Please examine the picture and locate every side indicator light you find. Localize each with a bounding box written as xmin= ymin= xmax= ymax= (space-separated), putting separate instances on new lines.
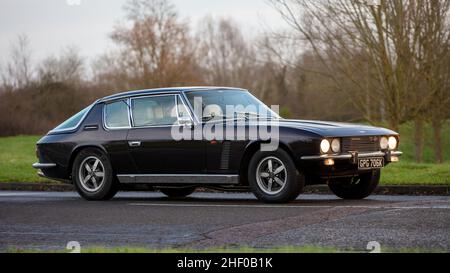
xmin=324 ymin=159 xmax=335 ymax=166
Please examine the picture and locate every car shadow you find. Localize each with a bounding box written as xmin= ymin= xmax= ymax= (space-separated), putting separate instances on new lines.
xmin=111 ymin=193 xmax=389 ymax=206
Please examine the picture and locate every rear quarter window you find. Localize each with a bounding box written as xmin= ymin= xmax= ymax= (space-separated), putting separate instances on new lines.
xmin=51 ymin=106 xmax=91 ymax=132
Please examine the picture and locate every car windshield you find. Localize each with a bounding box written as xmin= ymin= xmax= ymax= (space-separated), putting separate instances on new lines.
xmin=185 ymin=90 xmax=280 ymax=121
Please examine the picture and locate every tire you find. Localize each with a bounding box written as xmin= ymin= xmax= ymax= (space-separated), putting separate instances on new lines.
xmin=328 ymin=170 xmax=380 ymax=200
xmin=248 ymin=149 xmax=304 ymax=203
xmin=160 ymin=187 xmax=196 ymax=198
xmin=72 ymin=148 xmax=118 ymax=201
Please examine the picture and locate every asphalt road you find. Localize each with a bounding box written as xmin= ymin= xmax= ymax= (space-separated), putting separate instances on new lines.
xmin=0 ymin=191 xmax=449 ymax=252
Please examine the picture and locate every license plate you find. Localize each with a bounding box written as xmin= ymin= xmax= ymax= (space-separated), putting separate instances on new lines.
xmin=358 ymin=157 xmax=384 ymax=169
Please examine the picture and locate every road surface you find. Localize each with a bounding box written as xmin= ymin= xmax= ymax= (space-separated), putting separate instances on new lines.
xmin=0 ymin=191 xmax=449 ymax=252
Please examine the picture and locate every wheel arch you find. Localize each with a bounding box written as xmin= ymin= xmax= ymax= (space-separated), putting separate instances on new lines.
xmin=67 ymin=144 xmax=109 ymax=181
xmin=239 ymin=140 xmax=297 ymax=186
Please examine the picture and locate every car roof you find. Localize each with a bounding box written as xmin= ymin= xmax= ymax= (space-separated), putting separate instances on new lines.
xmin=99 ymin=86 xmax=248 ymax=103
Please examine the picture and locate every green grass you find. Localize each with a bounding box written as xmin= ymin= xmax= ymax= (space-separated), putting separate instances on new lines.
xmin=379 ymin=119 xmax=450 ymax=185
xmin=7 ymin=245 xmax=448 ymax=253
xmin=9 ymin=246 xmax=340 ymax=253
xmin=0 ymin=135 xmax=51 ymax=183
xmin=0 ymin=121 xmax=449 ymax=185
xmin=396 ymin=119 xmax=450 ymax=163
xmin=381 ymin=162 xmax=450 ymax=185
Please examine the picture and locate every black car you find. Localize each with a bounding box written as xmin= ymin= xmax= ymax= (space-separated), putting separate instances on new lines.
xmin=33 ymin=87 xmax=402 ymax=203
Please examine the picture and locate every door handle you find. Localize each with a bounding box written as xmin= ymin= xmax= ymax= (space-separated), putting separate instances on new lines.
xmin=128 ymin=141 xmax=141 ymax=147
xmin=83 ymin=125 xmax=98 ymax=131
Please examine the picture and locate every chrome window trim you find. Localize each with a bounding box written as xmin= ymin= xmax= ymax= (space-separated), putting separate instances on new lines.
xmin=48 ymin=100 xmax=98 ymax=134
xmin=175 ymin=96 xmax=180 ymax=120
xmin=99 ymin=87 xmax=249 ymax=103
xmin=129 ymin=94 xmax=194 ymax=129
xmin=103 ymin=99 xmax=132 ymax=130
xmin=181 ymin=92 xmax=201 ymax=124
xmin=101 ymin=90 xmax=181 ymax=103
xmin=176 ymin=94 xmax=195 ymax=124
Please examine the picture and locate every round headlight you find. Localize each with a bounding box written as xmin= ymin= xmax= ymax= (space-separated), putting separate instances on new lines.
xmin=380 ymin=137 xmax=389 ymax=150
xmin=331 ymin=139 xmax=341 ymax=153
xmin=320 ymin=139 xmax=331 ymax=154
xmin=388 ymin=136 xmax=398 ymax=150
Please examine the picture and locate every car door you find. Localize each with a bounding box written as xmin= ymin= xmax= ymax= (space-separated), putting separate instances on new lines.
xmin=102 ymin=99 xmax=137 ymax=175
xmin=127 ymin=94 xmax=205 ymax=174
xmin=183 ymin=90 xmax=247 ymax=175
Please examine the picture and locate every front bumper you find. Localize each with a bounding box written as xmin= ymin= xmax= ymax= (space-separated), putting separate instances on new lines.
xmin=300 ymin=151 xmax=402 ymax=180
xmin=301 ymin=151 xmax=402 ymax=162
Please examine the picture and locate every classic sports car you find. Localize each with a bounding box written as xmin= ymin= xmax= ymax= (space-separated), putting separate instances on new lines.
xmin=33 ymin=87 xmax=402 ymax=203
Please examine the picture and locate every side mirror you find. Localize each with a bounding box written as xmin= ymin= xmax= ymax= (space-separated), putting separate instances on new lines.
xmin=178 ymin=116 xmax=193 ymax=127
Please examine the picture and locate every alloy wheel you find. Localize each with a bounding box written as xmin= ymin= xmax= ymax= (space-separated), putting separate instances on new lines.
xmin=78 ymin=156 xmax=105 ymax=192
xmin=255 ymin=156 xmax=287 ymax=195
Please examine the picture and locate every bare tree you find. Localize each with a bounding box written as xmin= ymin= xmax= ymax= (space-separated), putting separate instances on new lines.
xmin=107 ymin=0 xmax=202 ymax=89
xmin=258 ymin=31 xmax=362 ymax=120
xmin=37 ymin=46 xmax=84 ymax=85
xmin=91 ymin=52 xmax=130 ymax=90
xmin=271 ymin=0 xmax=417 ymax=130
xmin=270 ymin=0 xmax=450 ymax=162
xmin=255 ymin=33 xmax=295 ymax=101
xmin=1 ymin=34 xmax=33 ymax=89
xmin=417 ymin=0 xmax=450 ymax=163
xmin=196 ymin=17 xmax=256 ymax=89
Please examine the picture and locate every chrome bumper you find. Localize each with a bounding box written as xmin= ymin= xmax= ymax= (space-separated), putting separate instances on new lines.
xmin=37 ymin=170 xmax=46 ymax=178
xmin=301 ymin=151 xmax=403 ymax=161
xmin=32 ymin=163 xmax=57 ymax=169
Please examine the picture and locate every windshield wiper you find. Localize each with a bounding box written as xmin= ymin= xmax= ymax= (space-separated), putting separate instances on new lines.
xmin=202 ymin=115 xmax=227 ymax=122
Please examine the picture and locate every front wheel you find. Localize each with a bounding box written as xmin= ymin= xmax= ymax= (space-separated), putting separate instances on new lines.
xmin=248 ymin=149 xmax=304 ymax=203
xmin=72 ymin=148 xmax=118 ymax=201
xmin=328 ymin=170 xmax=380 ymax=200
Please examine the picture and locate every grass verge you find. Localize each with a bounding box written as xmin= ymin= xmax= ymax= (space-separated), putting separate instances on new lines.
xmin=381 ymin=162 xmax=450 ymax=185
xmin=7 ymin=245 xmax=448 ymax=253
xmin=0 ymin=135 xmax=50 ymax=183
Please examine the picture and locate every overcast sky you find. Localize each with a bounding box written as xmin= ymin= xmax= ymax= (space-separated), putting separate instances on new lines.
xmin=0 ymin=0 xmax=287 ymax=65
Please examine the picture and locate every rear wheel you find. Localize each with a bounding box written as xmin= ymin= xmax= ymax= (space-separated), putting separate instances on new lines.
xmin=160 ymin=187 xmax=196 ymax=198
xmin=248 ymin=149 xmax=304 ymax=203
xmin=328 ymin=170 xmax=380 ymax=200
xmin=72 ymin=148 xmax=118 ymax=201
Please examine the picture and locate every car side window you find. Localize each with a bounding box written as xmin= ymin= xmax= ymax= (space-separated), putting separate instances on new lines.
xmin=104 ymin=100 xmax=130 ymax=129
xmin=132 ymin=95 xmax=179 ymax=127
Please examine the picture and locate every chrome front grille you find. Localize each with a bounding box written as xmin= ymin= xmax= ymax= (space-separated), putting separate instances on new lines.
xmin=341 ymin=136 xmax=380 ymax=153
